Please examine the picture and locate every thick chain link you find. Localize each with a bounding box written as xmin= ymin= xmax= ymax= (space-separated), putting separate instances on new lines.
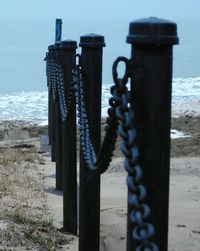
xmin=44 ymin=52 xmax=50 ymax=87
xmin=112 ymin=57 xmax=159 ymax=250
xmin=56 ymin=59 xmax=68 ymax=121
xmin=71 ymin=63 xmax=119 ymax=174
xmin=45 ymin=50 xmax=75 ymax=121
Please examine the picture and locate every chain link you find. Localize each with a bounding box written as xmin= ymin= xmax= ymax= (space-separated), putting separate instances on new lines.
xmin=71 ymin=63 xmax=119 ymax=174
xmin=112 ymin=57 xmax=159 ymax=250
xmin=45 ymin=50 xmax=75 ymax=121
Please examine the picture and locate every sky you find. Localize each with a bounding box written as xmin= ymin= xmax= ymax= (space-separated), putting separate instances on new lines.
xmin=0 ymin=0 xmax=200 ymax=22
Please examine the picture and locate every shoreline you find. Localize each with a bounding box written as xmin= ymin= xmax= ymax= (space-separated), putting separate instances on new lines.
xmin=0 ymin=115 xmax=199 ymax=158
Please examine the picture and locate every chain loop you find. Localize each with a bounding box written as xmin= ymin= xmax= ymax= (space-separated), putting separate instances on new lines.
xmin=112 ymin=58 xmax=159 ymax=250
xmin=71 ymin=63 xmax=119 ymax=173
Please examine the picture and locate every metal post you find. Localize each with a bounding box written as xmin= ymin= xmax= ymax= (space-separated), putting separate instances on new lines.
xmin=47 ymin=45 xmax=53 ymax=146
xmin=126 ymin=17 xmax=179 ymax=250
xmin=48 ymin=45 xmax=56 ymax=162
xmin=54 ymin=42 xmax=63 ymax=190
xmin=79 ymin=34 xmax=105 ymax=251
xmin=60 ymin=40 xmax=78 ymax=234
xmin=49 ymin=19 xmax=62 ymax=159
xmin=55 ymin=19 xmax=62 ymax=42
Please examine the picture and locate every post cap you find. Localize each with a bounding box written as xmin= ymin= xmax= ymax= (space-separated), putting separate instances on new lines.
xmin=60 ymin=39 xmax=77 ymax=49
xmin=79 ymin=33 xmax=105 ymax=48
xmin=56 ymin=18 xmax=62 ymax=24
xmin=126 ymin=17 xmax=179 ymax=46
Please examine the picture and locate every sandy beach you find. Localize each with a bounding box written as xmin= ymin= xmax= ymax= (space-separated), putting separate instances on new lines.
xmin=0 ymin=116 xmax=200 ymax=250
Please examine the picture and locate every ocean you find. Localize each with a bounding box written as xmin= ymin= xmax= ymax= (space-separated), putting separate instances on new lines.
xmin=0 ymin=18 xmax=200 ymax=123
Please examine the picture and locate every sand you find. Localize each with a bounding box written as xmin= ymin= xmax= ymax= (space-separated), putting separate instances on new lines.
xmin=0 ymin=116 xmax=200 ymax=250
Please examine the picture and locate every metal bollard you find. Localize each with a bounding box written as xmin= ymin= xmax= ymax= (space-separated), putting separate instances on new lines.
xmin=47 ymin=45 xmax=53 ymax=146
xmin=48 ymin=19 xmax=62 ymax=161
xmin=126 ymin=17 xmax=179 ymax=250
xmin=54 ymin=41 xmax=63 ymax=191
xmin=55 ymin=19 xmax=62 ymax=42
xmin=48 ymin=45 xmax=56 ymax=162
xmin=60 ymin=40 xmax=78 ymax=234
xmin=49 ymin=18 xmax=62 ymax=160
xmin=79 ymin=34 xmax=105 ymax=251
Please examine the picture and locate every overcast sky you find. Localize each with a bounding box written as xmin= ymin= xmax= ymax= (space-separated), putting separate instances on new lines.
xmin=0 ymin=0 xmax=200 ymax=22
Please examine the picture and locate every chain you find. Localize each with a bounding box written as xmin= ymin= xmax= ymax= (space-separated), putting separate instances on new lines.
xmin=112 ymin=57 xmax=159 ymax=250
xmin=44 ymin=52 xmax=50 ymax=87
xmin=49 ymin=52 xmax=57 ymax=102
xmin=71 ymin=59 xmax=119 ymax=174
xmin=45 ymin=50 xmax=75 ymax=121
xmin=71 ymin=55 xmax=159 ymax=250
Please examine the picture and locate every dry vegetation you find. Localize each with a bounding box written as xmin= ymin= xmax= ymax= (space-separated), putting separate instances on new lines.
xmin=0 ymin=142 xmax=69 ymax=250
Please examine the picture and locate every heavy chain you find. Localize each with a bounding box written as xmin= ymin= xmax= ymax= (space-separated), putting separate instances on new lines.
xmin=44 ymin=52 xmax=50 ymax=87
xmin=71 ymin=57 xmax=118 ymax=174
xmin=45 ymin=50 xmax=75 ymax=121
xmin=48 ymin=52 xmax=57 ymax=102
xmin=57 ymin=63 xmax=69 ymax=121
xmin=71 ymin=55 xmax=159 ymax=250
xmin=112 ymin=57 xmax=159 ymax=250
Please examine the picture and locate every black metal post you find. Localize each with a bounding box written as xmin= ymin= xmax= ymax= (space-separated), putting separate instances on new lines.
xmin=49 ymin=19 xmax=62 ymax=159
xmin=79 ymin=34 xmax=105 ymax=251
xmin=47 ymin=45 xmax=53 ymax=146
xmin=60 ymin=40 xmax=78 ymax=234
xmin=51 ymin=92 xmax=56 ymax=162
xmin=54 ymin=42 xmax=63 ymax=190
xmin=49 ymin=45 xmax=56 ymax=162
xmin=126 ymin=17 xmax=179 ymax=250
xmin=55 ymin=19 xmax=62 ymax=42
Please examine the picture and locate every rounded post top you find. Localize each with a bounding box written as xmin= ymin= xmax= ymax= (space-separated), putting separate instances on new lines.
xmin=60 ymin=39 xmax=77 ymax=49
xmin=127 ymin=17 xmax=179 ymax=46
xmin=56 ymin=18 xmax=62 ymax=24
xmin=79 ymin=33 xmax=106 ymax=48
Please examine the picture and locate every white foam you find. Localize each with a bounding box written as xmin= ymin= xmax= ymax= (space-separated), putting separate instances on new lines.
xmin=172 ymin=77 xmax=200 ymax=101
xmin=0 ymin=76 xmax=199 ymax=127
xmin=171 ymin=129 xmax=190 ymax=139
xmin=172 ymin=99 xmax=200 ymax=117
xmin=0 ymin=91 xmax=48 ymax=124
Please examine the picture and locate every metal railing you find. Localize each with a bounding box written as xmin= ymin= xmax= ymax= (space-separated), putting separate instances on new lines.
xmin=44 ymin=17 xmax=179 ymax=251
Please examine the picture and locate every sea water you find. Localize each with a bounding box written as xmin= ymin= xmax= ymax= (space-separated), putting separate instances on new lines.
xmin=0 ymin=18 xmax=200 ymax=123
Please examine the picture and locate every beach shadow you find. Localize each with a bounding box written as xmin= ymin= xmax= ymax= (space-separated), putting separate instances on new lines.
xmin=44 ymin=187 xmax=63 ymax=196
xmin=45 ymin=173 xmax=55 ymax=179
xmin=40 ymin=135 xmax=51 ymax=156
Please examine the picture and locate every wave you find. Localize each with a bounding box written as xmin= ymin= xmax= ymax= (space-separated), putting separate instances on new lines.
xmin=0 ymin=91 xmax=48 ymax=123
xmin=0 ymin=76 xmax=200 ymax=123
